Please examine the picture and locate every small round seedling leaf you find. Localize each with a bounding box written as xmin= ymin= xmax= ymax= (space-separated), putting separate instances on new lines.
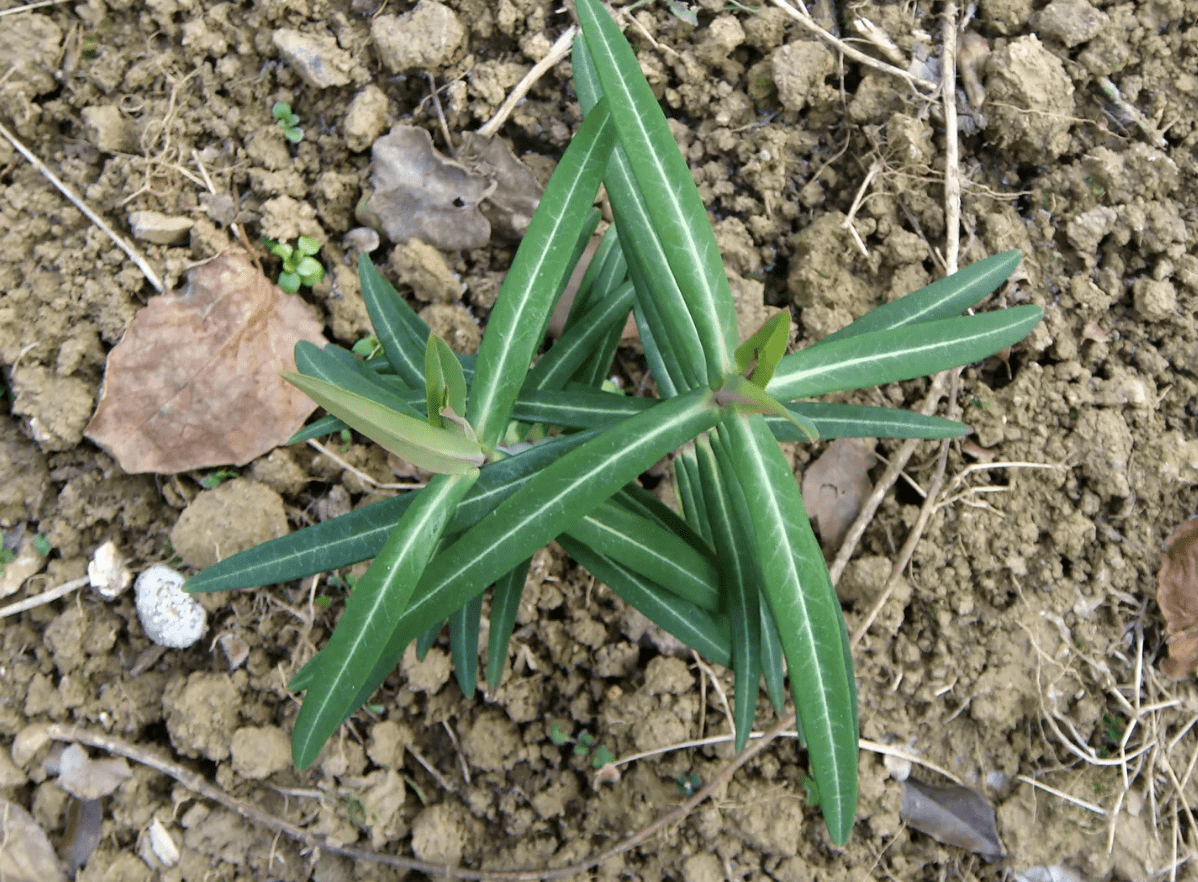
xmin=297 ymin=235 xmax=320 ymax=256
xmin=284 ymin=127 xmax=303 ymax=143
xmin=278 ymin=272 xmax=301 ymax=294
xmin=295 ymin=256 xmax=324 ymax=284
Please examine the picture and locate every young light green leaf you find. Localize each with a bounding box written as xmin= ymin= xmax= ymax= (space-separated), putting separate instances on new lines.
xmin=282 ymin=372 xmax=485 ymax=474
xmin=424 ymin=332 xmax=467 ymax=428
xmin=717 ymin=373 xmax=819 ymax=442
xmin=735 ymin=312 xmax=790 ymax=389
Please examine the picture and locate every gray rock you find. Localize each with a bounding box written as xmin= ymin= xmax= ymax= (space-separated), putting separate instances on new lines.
xmin=371 ymin=1 xmax=465 ymax=74
xmin=272 ymin=28 xmax=363 ymax=89
xmin=128 ymin=210 xmax=194 ymax=245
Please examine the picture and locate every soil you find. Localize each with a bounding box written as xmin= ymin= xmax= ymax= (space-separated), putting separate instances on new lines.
xmin=2 ymin=0 xmax=1197 ymax=880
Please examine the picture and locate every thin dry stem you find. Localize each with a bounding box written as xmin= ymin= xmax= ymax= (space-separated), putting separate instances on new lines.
xmin=477 ymin=26 xmax=577 ymax=139
xmin=0 ymin=121 xmax=164 ymax=292
xmin=307 ymin=439 xmax=425 ymax=491
xmin=0 ymin=576 xmax=90 ymax=619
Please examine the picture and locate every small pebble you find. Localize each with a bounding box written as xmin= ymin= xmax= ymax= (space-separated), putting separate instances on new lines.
xmin=135 ymin=565 xmax=206 ymax=649
xmin=88 ymin=540 xmax=132 ymax=599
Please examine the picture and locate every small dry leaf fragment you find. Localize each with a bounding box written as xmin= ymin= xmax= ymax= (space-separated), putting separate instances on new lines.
xmin=0 ymin=796 xmax=68 ymax=882
xmin=458 ymin=132 xmax=544 ymax=241
xmin=57 ymin=743 xmax=131 ymax=800
xmin=1157 ymin=518 xmax=1198 ymax=678
xmin=63 ymin=798 xmax=103 ymax=874
xmin=84 ymin=252 xmax=327 ymax=474
xmin=801 ymin=438 xmax=875 ymax=550
xmin=900 ymin=778 xmax=1005 ymax=859
xmin=139 ymin=817 xmax=180 ymax=868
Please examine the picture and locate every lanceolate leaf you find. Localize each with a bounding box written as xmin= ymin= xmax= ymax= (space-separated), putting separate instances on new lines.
xmin=769 ymin=403 xmax=968 ymax=441
xmin=291 ymin=471 xmax=478 ymax=768
xmin=695 ymin=434 xmax=761 ymax=752
xmin=569 ymin=499 xmax=720 ymax=611
xmin=573 ymin=35 xmax=703 ymax=393
xmin=720 ymin=415 xmax=858 ymax=844
xmin=282 ymin=372 xmax=485 ymax=474
xmin=467 ymin=101 xmax=615 ymax=446
xmin=486 ymin=558 xmax=531 ymax=691
xmin=359 ymin=254 xmax=431 ymax=388
xmin=562 ymin=537 xmax=731 ymax=667
xmin=449 ymin=593 xmax=483 ymax=698
xmin=768 ymin=306 xmax=1043 ymax=401
xmin=815 ymin=250 xmax=1023 ymax=345
xmin=575 ymin=0 xmax=738 ymax=378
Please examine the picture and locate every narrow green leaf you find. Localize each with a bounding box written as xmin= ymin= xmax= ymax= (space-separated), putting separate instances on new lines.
xmin=758 ymin=595 xmax=787 ymax=715
xmin=449 ymin=592 xmax=483 ymax=698
xmin=185 ymin=432 xmax=597 ymax=594
xmin=735 ymin=312 xmax=790 ymax=389
xmin=358 ymin=253 xmax=430 ymax=388
xmin=416 ymin=620 xmax=442 ymax=660
xmin=673 ymin=447 xmax=711 ymax=547
xmin=768 ymin=306 xmax=1044 ymax=401
xmin=524 ymin=281 xmax=636 ymax=392
xmin=572 ymin=34 xmax=703 ymax=392
xmin=720 ymin=415 xmax=858 ymax=844
xmin=288 ymin=414 xmax=346 ymax=445
xmin=570 ymin=499 xmax=720 ymax=611
xmin=486 ymin=559 xmax=531 ymax=691
xmin=561 ymin=537 xmax=731 ymax=667
xmin=467 ymin=101 xmax=615 ymax=446
xmin=816 ymin=250 xmax=1023 ymax=345
xmin=695 ymin=434 xmax=760 ymax=752
xmin=575 ymin=0 xmax=739 ymax=378
xmin=424 ymin=332 xmax=467 ymax=427
xmin=509 ymin=388 xmax=651 ymax=428
xmin=769 ymin=403 xmax=968 ymax=442
xmin=294 ymin=341 xmax=423 ymax=420
xmin=291 ymin=471 xmax=477 ymax=768
xmin=614 ymin=484 xmax=711 ymax=560
xmin=282 ymin=372 xmax=485 ymax=474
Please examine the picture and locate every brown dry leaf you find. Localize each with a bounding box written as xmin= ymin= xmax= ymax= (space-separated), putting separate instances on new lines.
xmin=0 ymin=797 xmax=68 ymax=882
xmin=900 ymin=778 xmax=1005 ymax=860
xmin=458 ymin=131 xmax=543 ymax=241
xmin=1157 ymin=518 xmax=1198 ymax=678
xmin=801 ymin=437 xmax=875 ymax=550
xmin=84 ymin=252 xmax=327 ymax=473
xmin=365 ymin=125 xmax=492 ymax=250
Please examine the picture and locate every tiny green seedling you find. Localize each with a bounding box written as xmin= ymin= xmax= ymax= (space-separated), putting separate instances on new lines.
xmin=262 ymin=236 xmax=325 ymax=294
xmin=200 ymin=468 xmax=238 ymax=489
xmin=351 ymin=335 xmax=382 ymax=360
xmin=0 ymin=547 xmax=14 ymax=575
xmin=272 ymin=101 xmax=303 ymax=143
xmin=32 ymin=534 xmax=52 ymax=557
xmin=675 ymin=772 xmax=702 ymax=796
xmin=549 ymin=723 xmax=615 ymax=768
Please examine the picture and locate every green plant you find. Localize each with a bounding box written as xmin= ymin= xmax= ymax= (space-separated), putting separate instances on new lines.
xmin=272 ymin=101 xmax=303 ymax=143
xmin=262 ymin=236 xmax=325 ymax=294
xmin=200 ymin=468 xmax=239 ymax=489
xmin=186 ymin=0 xmax=1042 ymax=845
xmin=549 ymin=723 xmax=615 ymax=768
xmin=0 ymin=547 xmax=14 ymax=575
xmin=32 ymin=534 xmax=52 ymax=556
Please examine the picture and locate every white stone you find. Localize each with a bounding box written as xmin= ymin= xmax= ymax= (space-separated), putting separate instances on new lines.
xmin=88 ymin=540 xmax=132 ymax=599
xmin=134 ymin=564 xmax=206 ymax=649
